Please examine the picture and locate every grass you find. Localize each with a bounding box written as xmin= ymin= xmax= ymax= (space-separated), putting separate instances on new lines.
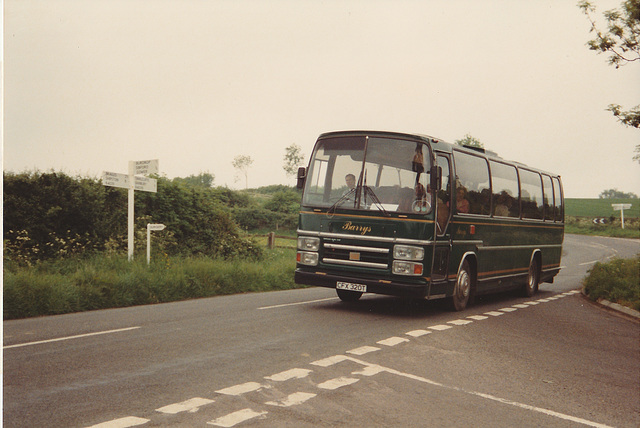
xmin=565 ymin=198 xmax=639 ymax=218
xmin=3 ymin=248 xmax=300 ymax=320
xmin=564 ymin=198 xmax=639 ymax=239
xmin=583 ymin=256 xmax=640 ymax=312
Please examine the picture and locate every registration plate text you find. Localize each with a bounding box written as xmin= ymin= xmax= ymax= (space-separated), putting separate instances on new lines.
xmin=336 ymin=281 xmax=367 ymax=293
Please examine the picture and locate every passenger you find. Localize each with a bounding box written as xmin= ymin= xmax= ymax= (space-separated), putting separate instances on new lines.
xmin=456 ymin=186 xmax=470 ymax=213
xmin=494 ymin=191 xmax=510 ymax=217
xmin=413 ymin=183 xmax=431 ymax=212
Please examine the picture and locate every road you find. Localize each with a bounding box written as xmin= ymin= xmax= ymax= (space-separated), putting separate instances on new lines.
xmin=3 ymin=234 xmax=639 ymax=427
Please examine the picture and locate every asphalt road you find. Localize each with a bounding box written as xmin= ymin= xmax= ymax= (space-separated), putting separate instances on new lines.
xmin=3 ymin=234 xmax=639 ymax=428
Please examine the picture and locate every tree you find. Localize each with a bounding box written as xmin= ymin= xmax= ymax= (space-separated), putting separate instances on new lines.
xmin=579 ymin=0 xmax=640 ymax=162
xmin=232 ymin=155 xmax=253 ymax=189
xmin=172 ymin=172 xmax=215 ymax=188
xmin=599 ymin=188 xmax=638 ymax=199
xmin=283 ymin=144 xmax=304 ymax=177
xmin=454 ymin=133 xmax=484 ymax=149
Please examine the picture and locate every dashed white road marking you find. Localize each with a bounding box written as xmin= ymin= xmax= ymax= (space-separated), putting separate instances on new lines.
xmin=265 ymin=368 xmax=312 ymax=382
xmin=318 ymin=376 xmax=359 ymax=390
xmin=484 ymin=311 xmax=504 ymax=316
xmin=377 ymin=336 xmax=410 ymax=346
xmin=207 ymin=408 xmax=267 ymax=427
xmin=216 ymin=382 xmax=267 ymax=396
xmin=265 ymin=392 xmax=316 ymax=407
xmin=87 ymin=416 xmax=150 ymax=428
xmin=523 ymin=301 xmax=540 ymax=305
xmin=467 ymin=315 xmax=489 ymax=321
xmin=311 ymin=354 xmax=348 ymax=367
xmin=4 ymin=326 xmax=141 ymax=350
xmin=156 ymin=397 xmax=214 ymax=414
xmin=513 ymin=304 xmax=529 ymax=309
xmin=429 ymin=324 xmax=453 ymax=331
xmin=448 ymin=319 xmax=473 ymax=326
xmin=406 ymin=329 xmax=432 ymax=337
xmin=347 ymin=345 xmax=380 ymax=355
xmin=499 ymin=307 xmax=518 ymax=312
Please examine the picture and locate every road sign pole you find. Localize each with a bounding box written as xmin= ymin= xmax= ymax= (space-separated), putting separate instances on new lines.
xmin=611 ymin=203 xmax=632 ymax=230
xmin=128 ymin=161 xmax=135 ymax=261
xmin=147 ymin=224 xmax=166 ymax=265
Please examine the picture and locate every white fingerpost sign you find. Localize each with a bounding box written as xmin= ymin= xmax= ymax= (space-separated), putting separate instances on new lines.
xmin=611 ymin=203 xmax=632 ymax=229
xmin=103 ymin=159 xmax=159 ymax=261
xmin=147 ymin=223 xmax=166 ymax=265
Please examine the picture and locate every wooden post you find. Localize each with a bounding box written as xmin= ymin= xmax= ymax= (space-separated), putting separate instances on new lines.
xmin=268 ymin=232 xmax=275 ymax=249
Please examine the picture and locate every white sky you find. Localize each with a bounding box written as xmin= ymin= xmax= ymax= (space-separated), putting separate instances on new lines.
xmin=3 ymin=0 xmax=639 ymax=198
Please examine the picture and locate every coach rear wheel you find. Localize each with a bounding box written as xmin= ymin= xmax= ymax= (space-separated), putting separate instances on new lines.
xmin=337 ymin=289 xmax=363 ymax=302
xmin=450 ymin=260 xmax=472 ymax=311
xmin=523 ymin=257 xmax=540 ymax=297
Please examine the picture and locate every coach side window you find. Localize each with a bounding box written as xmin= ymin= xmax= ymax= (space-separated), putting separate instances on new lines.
xmin=490 ymin=161 xmax=519 ymax=218
xmin=453 ymin=151 xmax=491 ymax=215
xmin=520 ymin=169 xmax=544 ymax=220
xmin=552 ymin=177 xmax=564 ymax=222
xmin=542 ymin=175 xmax=554 ymax=221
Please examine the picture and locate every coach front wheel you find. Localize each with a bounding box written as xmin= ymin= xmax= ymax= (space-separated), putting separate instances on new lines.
xmin=337 ymin=289 xmax=363 ymax=302
xmin=450 ymin=260 xmax=472 ymax=311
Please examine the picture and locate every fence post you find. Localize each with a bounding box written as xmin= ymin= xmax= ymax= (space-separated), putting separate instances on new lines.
xmin=268 ymin=232 xmax=275 ymax=249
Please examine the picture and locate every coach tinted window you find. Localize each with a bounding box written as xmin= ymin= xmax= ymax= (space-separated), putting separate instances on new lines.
xmin=490 ymin=160 xmax=519 ymax=218
xmin=520 ymin=169 xmax=543 ymax=220
xmin=453 ymin=151 xmax=491 ymax=215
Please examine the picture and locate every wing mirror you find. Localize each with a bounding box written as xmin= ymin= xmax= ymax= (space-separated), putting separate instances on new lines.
xmin=296 ymin=167 xmax=307 ymax=189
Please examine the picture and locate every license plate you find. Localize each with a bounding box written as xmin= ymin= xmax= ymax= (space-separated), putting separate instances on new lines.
xmin=336 ymin=281 xmax=367 ymax=293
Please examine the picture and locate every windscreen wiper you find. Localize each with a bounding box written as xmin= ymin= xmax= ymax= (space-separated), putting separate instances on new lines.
xmin=363 ymin=185 xmax=390 ymax=217
xmin=327 ymin=187 xmax=357 ymax=217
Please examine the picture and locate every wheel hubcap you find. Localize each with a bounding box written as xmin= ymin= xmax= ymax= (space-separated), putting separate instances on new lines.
xmin=457 ymin=270 xmax=470 ymax=299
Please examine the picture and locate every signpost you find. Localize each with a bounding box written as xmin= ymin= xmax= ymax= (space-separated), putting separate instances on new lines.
xmin=103 ymin=159 xmax=159 ymax=260
xmin=611 ymin=203 xmax=632 ymax=229
xmin=147 ymin=223 xmax=166 ymax=265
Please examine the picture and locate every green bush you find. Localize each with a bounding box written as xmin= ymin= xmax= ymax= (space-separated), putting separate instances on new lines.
xmin=3 ymin=250 xmax=299 ymax=320
xmin=583 ymin=256 xmax=640 ymax=311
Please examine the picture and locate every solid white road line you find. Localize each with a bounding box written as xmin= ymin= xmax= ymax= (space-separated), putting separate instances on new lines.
xmin=345 ymin=356 xmax=613 ymax=428
xmin=4 ymin=326 xmax=141 ymax=350
xmin=257 ymin=297 xmax=338 ymax=310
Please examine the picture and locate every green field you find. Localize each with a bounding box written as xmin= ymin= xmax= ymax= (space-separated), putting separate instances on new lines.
xmin=565 ymin=198 xmax=639 ymax=218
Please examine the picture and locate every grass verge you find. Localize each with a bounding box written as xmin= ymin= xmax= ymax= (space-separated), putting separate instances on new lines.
xmin=583 ymin=255 xmax=640 ymax=312
xmin=565 ymin=216 xmax=639 ymax=239
xmin=3 ymin=248 xmax=300 ymax=320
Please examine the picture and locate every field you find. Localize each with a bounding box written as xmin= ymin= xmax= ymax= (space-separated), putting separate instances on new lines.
xmin=564 ymin=198 xmax=639 ymax=239
xmin=565 ymin=198 xmax=639 ymax=218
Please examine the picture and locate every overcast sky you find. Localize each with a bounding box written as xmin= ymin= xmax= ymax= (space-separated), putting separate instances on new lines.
xmin=3 ymin=0 xmax=639 ymax=198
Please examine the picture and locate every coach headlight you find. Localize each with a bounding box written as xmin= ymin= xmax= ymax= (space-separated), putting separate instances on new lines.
xmin=393 ymin=245 xmax=424 ymax=261
xmin=392 ymin=260 xmax=424 ymax=276
xmin=297 ymin=236 xmax=320 ymax=252
xmin=297 ymin=251 xmax=319 ymax=266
